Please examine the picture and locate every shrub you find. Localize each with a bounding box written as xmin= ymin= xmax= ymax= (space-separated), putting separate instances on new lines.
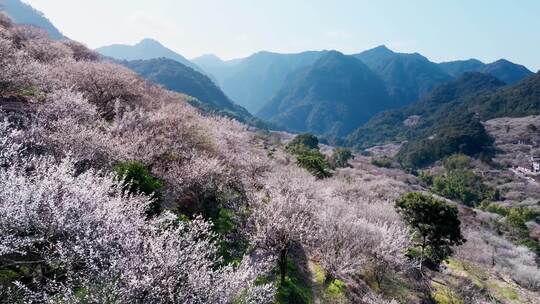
xmin=114 ymin=161 xmax=163 ymax=216
xmin=295 ymin=147 xmax=333 ymax=179
xmin=432 ymin=169 xmax=497 ymax=206
xmin=395 ymin=192 xmax=465 ymax=270
xmin=286 ymin=134 xmax=333 ymax=179
xmin=443 ymin=154 xmax=471 ymax=171
xmin=418 ymin=171 xmax=434 ymax=185
xmin=371 ymin=157 xmax=392 ymax=168
xmin=329 ymin=147 xmax=353 ymax=169
xmin=287 ymin=133 xmax=319 ymax=150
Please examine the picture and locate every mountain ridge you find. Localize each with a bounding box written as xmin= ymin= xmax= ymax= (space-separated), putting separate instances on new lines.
xmin=96 ymin=38 xmax=203 ymax=73
xmin=258 ymin=51 xmax=392 ymax=139
xmin=0 ymin=0 xmax=65 ymax=40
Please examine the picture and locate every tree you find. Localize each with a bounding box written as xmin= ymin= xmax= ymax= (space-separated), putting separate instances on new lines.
xmin=114 ymin=160 xmax=163 ymax=216
xmin=250 ymin=168 xmax=316 ymax=285
xmin=294 ymin=146 xmax=333 ymax=179
xmin=0 ymin=144 xmax=274 ymax=303
xmin=287 ymin=133 xmax=319 ymax=150
xmin=329 ymin=147 xmax=353 ymax=169
xmin=432 ymin=169 xmax=496 ymax=206
xmin=395 ymin=192 xmax=465 ymax=271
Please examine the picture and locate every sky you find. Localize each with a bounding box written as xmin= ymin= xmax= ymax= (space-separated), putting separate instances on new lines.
xmin=24 ymin=0 xmax=540 ymax=71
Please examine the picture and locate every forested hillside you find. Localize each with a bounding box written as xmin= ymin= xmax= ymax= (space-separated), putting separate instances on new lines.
xmin=1 ymin=2 xmax=539 ymax=303
xmin=120 ymin=58 xmax=261 ymax=126
xmin=348 ymin=71 xmax=540 ymax=168
xmin=212 ymin=51 xmax=327 ymax=113
xmin=353 ymin=45 xmax=452 ymax=106
xmin=258 ymin=51 xmax=392 ymax=139
xmin=440 ymin=58 xmax=533 ymax=84
xmin=0 ymin=13 xmax=411 ymax=303
xmin=0 ymin=0 xmax=65 ymax=40
xmin=97 ymin=38 xmax=203 ymax=72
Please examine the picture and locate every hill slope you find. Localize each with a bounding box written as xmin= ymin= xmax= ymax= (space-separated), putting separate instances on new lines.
xmin=120 ymin=58 xmax=259 ymax=125
xmin=440 ymin=58 xmax=533 ymax=84
xmin=214 ymin=51 xmax=327 ymax=113
xmin=353 ymin=45 xmax=452 ymax=106
xmin=346 ymin=72 xmax=507 ymax=149
xmin=258 ymin=51 xmax=392 ymax=138
xmin=348 ymin=72 xmax=540 ymax=167
xmin=97 ymin=38 xmax=202 ymax=72
xmin=0 ymin=0 xmax=65 ymax=40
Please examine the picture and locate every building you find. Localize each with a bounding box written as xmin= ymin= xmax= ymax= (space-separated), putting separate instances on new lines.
xmin=533 ymin=156 xmax=540 ymax=173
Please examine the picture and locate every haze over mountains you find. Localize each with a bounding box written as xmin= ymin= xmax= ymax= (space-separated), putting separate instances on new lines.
xmin=94 ymin=37 xmax=537 ymax=143
xmin=439 ymin=58 xmax=533 ymax=84
xmin=96 ymin=38 xmax=203 ymax=73
xmin=258 ymin=51 xmax=392 ymax=138
xmin=4 ymin=0 xmax=536 ymax=149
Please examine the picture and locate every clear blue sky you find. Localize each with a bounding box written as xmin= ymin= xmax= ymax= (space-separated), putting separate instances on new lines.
xmin=25 ymin=0 xmax=540 ymax=71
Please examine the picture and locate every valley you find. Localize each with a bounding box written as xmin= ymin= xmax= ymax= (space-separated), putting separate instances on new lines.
xmin=0 ymin=0 xmax=539 ymax=303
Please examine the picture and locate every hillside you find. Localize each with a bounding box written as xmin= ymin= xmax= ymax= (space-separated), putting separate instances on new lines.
xmin=213 ymin=50 xmax=327 ymax=113
xmin=258 ymin=51 xmax=392 ymax=138
xmin=353 ymin=45 xmax=452 ymax=106
xmin=120 ymin=58 xmax=258 ymax=125
xmin=348 ymin=72 xmax=540 ymax=168
xmin=0 ymin=0 xmax=65 ymax=40
xmin=346 ymin=72 xmax=506 ymax=149
xmin=191 ymin=54 xmax=241 ymax=82
xmin=440 ymin=58 xmax=533 ymax=84
xmin=1 ymin=9 xmax=540 ymax=304
xmin=96 ymin=38 xmax=203 ymax=72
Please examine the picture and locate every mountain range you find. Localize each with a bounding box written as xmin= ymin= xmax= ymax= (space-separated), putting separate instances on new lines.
xmin=97 ymin=38 xmax=203 ymax=73
xmin=258 ymin=51 xmax=392 ymax=138
xmin=347 ymin=71 xmax=540 ymax=167
xmin=6 ymin=0 xmax=537 ymax=153
xmin=439 ymin=58 xmax=533 ymax=84
xmin=194 ymin=51 xmax=328 ymax=113
xmin=0 ymin=0 xmax=65 ymax=40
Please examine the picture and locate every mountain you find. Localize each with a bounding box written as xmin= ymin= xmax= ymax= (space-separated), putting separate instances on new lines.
xmin=212 ymin=51 xmax=328 ymax=113
xmin=121 ymin=58 xmax=261 ymax=126
xmin=346 ymin=72 xmax=507 ymax=149
xmin=0 ymin=0 xmax=65 ymax=40
xmin=438 ymin=59 xmax=485 ymax=77
xmin=472 ymin=71 xmax=540 ymax=119
xmin=96 ymin=39 xmax=202 ymax=73
xmin=353 ymin=45 xmax=452 ymax=106
xmin=190 ymin=54 xmax=239 ymax=85
xmin=258 ymin=51 xmax=392 ymax=138
xmin=347 ymin=71 xmax=540 ymax=168
xmin=439 ymin=58 xmax=533 ymax=84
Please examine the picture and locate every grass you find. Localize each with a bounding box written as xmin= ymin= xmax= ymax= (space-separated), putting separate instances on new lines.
xmin=443 ymin=258 xmax=527 ymax=304
xmin=431 ymin=284 xmax=463 ymax=304
xmin=308 ymin=261 xmax=347 ymax=303
xmin=487 ymin=281 xmax=523 ymax=304
xmin=276 ymin=259 xmax=313 ymax=304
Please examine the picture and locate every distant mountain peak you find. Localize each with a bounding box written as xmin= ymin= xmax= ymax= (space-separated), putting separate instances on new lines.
xmin=193 ymin=54 xmax=223 ymax=62
xmin=137 ymin=38 xmax=163 ymax=47
xmin=372 ymin=44 xmax=393 ymax=52
xmin=96 ymin=38 xmax=204 ymax=73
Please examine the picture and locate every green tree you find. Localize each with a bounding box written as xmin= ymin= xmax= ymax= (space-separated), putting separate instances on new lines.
xmin=295 ymin=146 xmax=333 ymax=179
xmin=287 ymin=133 xmax=319 ymax=150
xmin=329 ymin=147 xmax=353 ymax=169
xmin=395 ymin=193 xmax=465 ymax=272
xmin=114 ymin=161 xmax=163 ymax=216
xmin=443 ymin=154 xmax=471 ymax=171
xmin=432 ymin=169 xmax=496 ymax=206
